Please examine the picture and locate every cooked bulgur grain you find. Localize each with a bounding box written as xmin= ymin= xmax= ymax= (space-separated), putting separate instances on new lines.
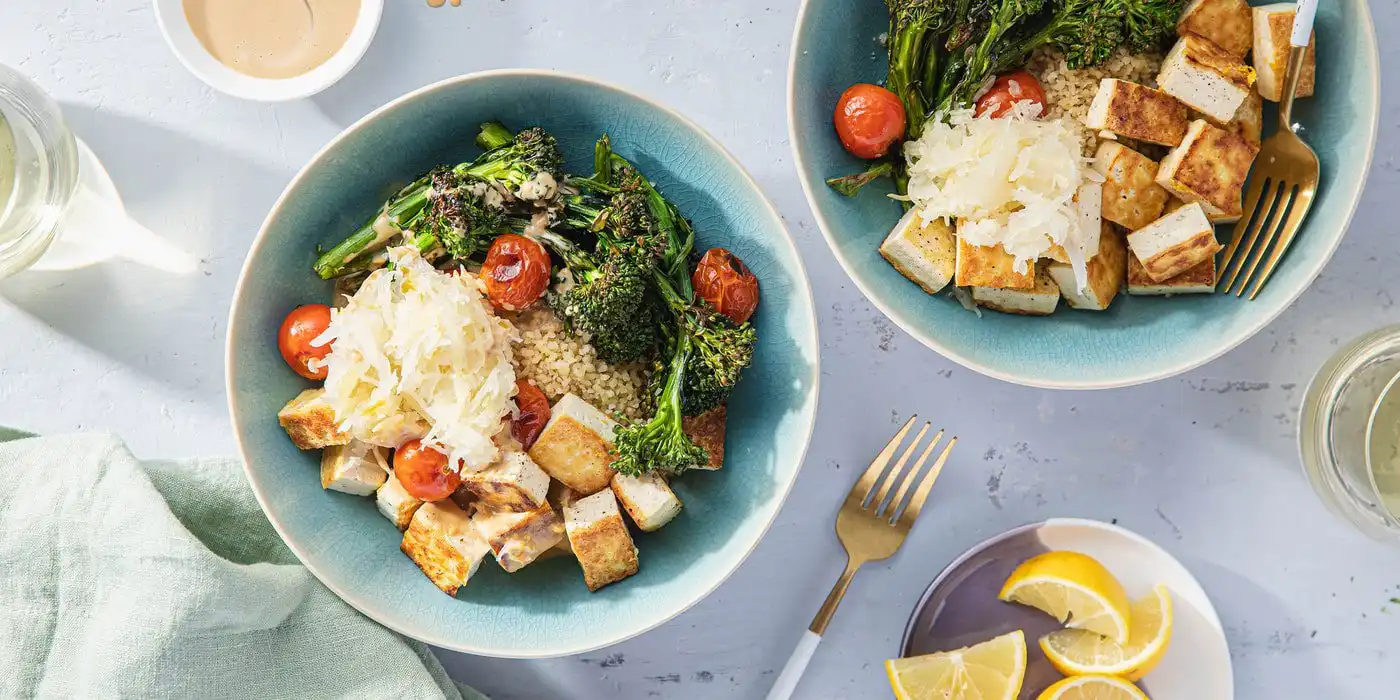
xmin=1025 ymin=47 xmax=1165 ymax=156
xmin=507 ymin=306 xmax=652 ymax=422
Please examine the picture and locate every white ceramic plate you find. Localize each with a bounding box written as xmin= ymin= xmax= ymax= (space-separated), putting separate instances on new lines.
xmin=901 ymin=518 xmax=1232 ymax=699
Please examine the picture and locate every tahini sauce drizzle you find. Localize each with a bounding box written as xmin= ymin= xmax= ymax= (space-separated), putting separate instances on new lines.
xmin=183 ymin=0 xmax=360 ymax=80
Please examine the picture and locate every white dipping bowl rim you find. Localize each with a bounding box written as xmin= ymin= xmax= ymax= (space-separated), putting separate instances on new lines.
xmin=153 ymin=0 xmax=383 ymax=102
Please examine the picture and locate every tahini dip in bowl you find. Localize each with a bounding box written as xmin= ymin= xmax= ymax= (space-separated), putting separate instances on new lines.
xmin=154 ymin=0 xmax=383 ymax=101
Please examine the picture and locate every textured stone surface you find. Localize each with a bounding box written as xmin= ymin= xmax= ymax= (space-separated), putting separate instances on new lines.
xmin=3 ymin=1 xmax=1400 ymax=698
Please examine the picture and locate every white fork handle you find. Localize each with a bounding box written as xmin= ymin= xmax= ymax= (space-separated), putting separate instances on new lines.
xmin=765 ymin=630 xmax=822 ymax=700
xmin=1291 ymin=0 xmax=1319 ymax=47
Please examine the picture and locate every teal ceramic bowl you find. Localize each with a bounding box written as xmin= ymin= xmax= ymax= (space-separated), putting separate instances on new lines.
xmin=789 ymin=1 xmax=1379 ymax=389
xmin=227 ymin=71 xmax=819 ymax=656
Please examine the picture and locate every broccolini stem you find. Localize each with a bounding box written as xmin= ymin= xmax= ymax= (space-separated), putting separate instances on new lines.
xmin=312 ymin=182 xmax=432 ymax=279
xmin=475 ymin=122 xmax=514 ymax=152
xmin=826 ymin=161 xmax=896 ymax=197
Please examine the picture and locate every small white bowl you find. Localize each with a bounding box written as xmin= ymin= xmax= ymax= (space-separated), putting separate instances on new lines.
xmin=153 ymin=0 xmax=383 ymax=102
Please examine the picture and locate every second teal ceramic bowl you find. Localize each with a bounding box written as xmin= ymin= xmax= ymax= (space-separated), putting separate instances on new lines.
xmin=227 ymin=71 xmax=819 ymax=656
xmin=789 ymin=0 xmax=1379 ymax=389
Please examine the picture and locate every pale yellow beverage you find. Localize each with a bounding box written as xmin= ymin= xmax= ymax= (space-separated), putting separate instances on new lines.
xmin=1365 ymin=378 xmax=1400 ymax=520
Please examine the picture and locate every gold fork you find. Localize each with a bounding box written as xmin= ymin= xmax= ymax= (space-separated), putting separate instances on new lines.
xmin=766 ymin=416 xmax=956 ymax=700
xmin=1217 ymin=0 xmax=1321 ymax=300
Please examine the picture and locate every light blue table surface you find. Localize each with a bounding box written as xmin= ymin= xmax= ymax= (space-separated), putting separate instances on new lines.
xmin=3 ymin=1 xmax=1398 ymax=697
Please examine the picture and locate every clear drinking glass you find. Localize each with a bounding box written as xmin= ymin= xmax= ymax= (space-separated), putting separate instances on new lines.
xmin=1299 ymin=326 xmax=1400 ymax=542
xmin=0 ymin=63 xmax=79 ymax=278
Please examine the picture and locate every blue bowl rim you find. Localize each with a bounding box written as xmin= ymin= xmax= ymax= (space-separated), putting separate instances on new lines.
xmin=785 ymin=1 xmax=1381 ymax=390
xmin=225 ymin=68 xmax=822 ymax=656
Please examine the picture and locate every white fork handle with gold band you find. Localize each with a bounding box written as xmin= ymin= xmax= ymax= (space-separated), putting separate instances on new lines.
xmin=767 ymin=630 xmax=822 ymax=700
xmin=1291 ymin=0 xmax=1318 ymax=48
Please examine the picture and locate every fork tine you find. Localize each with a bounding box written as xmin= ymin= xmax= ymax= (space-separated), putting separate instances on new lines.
xmin=897 ymin=437 xmax=956 ymax=528
xmin=868 ymin=422 xmax=930 ymax=511
xmin=850 ymin=416 xmax=916 ymax=505
xmin=1234 ymin=183 xmax=1295 ymax=297
xmin=1219 ymin=178 xmax=1278 ymax=292
xmin=1248 ymin=188 xmax=1315 ymax=300
xmin=884 ymin=425 xmax=940 ymax=520
xmin=887 ymin=430 xmax=944 ymax=523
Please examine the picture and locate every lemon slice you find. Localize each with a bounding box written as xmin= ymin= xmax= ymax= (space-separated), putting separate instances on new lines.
xmin=999 ymin=551 xmax=1132 ymax=644
xmin=885 ymin=630 xmax=1027 ymax=700
xmin=1035 ymin=674 xmax=1149 ymax=700
xmin=1041 ymin=584 xmax=1174 ymax=681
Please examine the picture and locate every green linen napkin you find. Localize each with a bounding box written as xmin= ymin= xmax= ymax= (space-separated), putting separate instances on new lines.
xmin=0 ymin=430 xmax=484 ymax=700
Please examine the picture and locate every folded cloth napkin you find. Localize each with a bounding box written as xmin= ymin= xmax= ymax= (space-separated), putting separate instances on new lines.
xmin=0 ymin=430 xmax=484 ymax=700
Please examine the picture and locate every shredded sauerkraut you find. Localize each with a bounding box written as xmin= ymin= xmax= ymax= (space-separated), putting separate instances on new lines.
xmin=314 ymin=246 xmax=517 ymax=471
xmin=902 ymin=103 xmax=1103 ymax=291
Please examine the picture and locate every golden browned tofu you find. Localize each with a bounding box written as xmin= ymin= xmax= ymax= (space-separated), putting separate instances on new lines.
xmin=880 ymin=211 xmax=957 ymax=295
xmin=319 ymin=441 xmax=388 ymax=496
xmin=1177 ymin=0 xmax=1253 ymax=57
xmin=1085 ymin=80 xmax=1190 ymax=147
xmin=471 ymin=504 xmax=565 ymax=572
xmin=1155 ymin=119 xmax=1258 ymax=221
xmin=1254 ymin=4 xmax=1316 ymax=101
xmin=1156 ymin=35 xmax=1256 ymax=123
xmin=1046 ymin=223 xmax=1128 ymax=311
xmin=955 ymin=238 xmax=1034 ymax=290
xmin=1094 ymin=141 xmax=1170 ymax=231
xmin=400 ymin=500 xmax=491 ymax=596
xmin=527 ymin=394 xmax=619 ymax=496
xmin=1127 ymin=254 xmax=1217 ymax=295
xmin=611 ymin=472 xmax=682 ymax=532
xmin=277 ymin=388 xmax=349 ymax=450
xmin=971 ymin=266 xmax=1060 ymax=316
xmin=1126 ymin=203 xmax=1222 ymax=282
xmin=564 ymin=490 xmax=639 ymax=592
xmin=459 ymin=451 xmax=550 ymax=513
xmin=682 ymin=405 xmax=726 ymax=471
xmin=1210 ymin=90 xmax=1263 ymax=149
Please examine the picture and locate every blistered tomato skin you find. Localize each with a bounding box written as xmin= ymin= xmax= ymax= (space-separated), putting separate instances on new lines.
xmin=833 ymin=83 xmax=907 ymax=160
xmin=393 ymin=439 xmax=461 ymax=501
xmin=692 ymin=248 xmax=760 ymax=325
xmin=481 ymin=234 xmax=551 ymax=311
xmin=974 ymin=71 xmax=1048 ymax=119
xmin=511 ymin=379 xmax=552 ymax=450
xmin=278 ymin=304 xmax=334 ymax=380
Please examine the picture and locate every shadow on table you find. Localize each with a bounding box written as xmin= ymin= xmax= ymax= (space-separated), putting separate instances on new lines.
xmin=0 ymin=105 xmax=282 ymax=401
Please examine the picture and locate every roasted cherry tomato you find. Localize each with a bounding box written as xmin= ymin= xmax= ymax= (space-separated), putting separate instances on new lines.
xmin=511 ymin=379 xmax=552 ymax=450
xmin=833 ymin=83 xmax=907 ymax=160
xmin=277 ymin=304 xmax=334 ymax=380
xmin=481 ymin=234 xmax=551 ymax=311
xmin=974 ymin=71 xmax=1048 ymax=119
xmin=692 ymin=248 xmax=760 ymax=324
xmin=393 ymin=439 xmax=461 ymax=501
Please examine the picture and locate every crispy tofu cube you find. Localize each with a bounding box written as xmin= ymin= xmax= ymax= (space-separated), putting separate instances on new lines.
xmin=376 ymin=471 xmax=423 ymax=531
xmin=1254 ymin=4 xmax=1317 ymax=101
xmin=955 ymin=238 xmax=1034 ymax=290
xmin=471 ymin=504 xmax=565 ymax=572
xmin=1127 ymin=254 xmax=1217 ymax=295
xmin=1177 ymin=0 xmax=1253 ymax=57
xmin=319 ymin=441 xmax=388 ymax=496
xmin=527 ymin=394 xmax=620 ymax=496
xmin=459 ymin=451 xmax=550 ymax=513
xmin=564 ymin=490 xmax=639 ymax=592
xmin=401 ymin=500 xmax=491 ymax=596
xmin=277 ymin=388 xmax=349 ymax=450
xmin=1046 ymin=223 xmax=1128 ymax=311
xmin=682 ymin=405 xmax=727 ymax=471
xmin=880 ymin=210 xmax=957 ymax=295
xmin=1094 ymin=141 xmax=1170 ymax=230
xmin=1156 ymin=35 xmax=1256 ymax=123
xmin=1209 ymin=90 xmax=1263 ymax=149
xmin=1155 ymin=119 xmax=1259 ymax=221
xmin=972 ymin=266 xmax=1060 ymax=316
xmin=611 ymin=473 xmax=682 ymax=532
xmin=1126 ymin=203 xmax=1222 ymax=282
xmin=1085 ymin=79 xmax=1190 ymax=147
xmin=548 ymin=480 xmax=580 ymax=510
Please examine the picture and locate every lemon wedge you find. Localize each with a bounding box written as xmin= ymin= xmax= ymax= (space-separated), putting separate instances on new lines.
xmin=1040 ymin=584 xmax=1174 ymax=681
xmin=998 ymin=551 xmax=1132 ymax=644
xmin=885 ymin=630 xmax=1027 ymax=700
xmin=1035 ymin=674 xmax=1149 ymax=700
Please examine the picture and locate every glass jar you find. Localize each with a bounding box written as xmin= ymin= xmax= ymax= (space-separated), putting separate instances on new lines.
xmin=1299 ymin=325 xmax=1400 ymax=541
xmin=0 ymin=63 xmax=79 ymax=278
